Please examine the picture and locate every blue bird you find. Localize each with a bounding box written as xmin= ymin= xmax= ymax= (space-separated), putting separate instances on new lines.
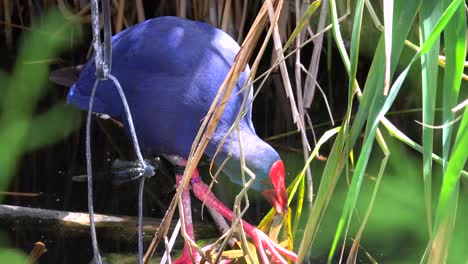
xmin=67 ymin=16 xmax=295 ymax=263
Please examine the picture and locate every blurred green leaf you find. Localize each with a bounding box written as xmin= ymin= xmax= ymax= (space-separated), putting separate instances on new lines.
xmin=23 ymin=104 xmax=81 ymax=152
xmin=419 ymin=0 xmax=443 ymax=231
xmin=297 ymin=0 xmax=466 ymax=263
xmin=0 ymin=249 xmax=27 ymax=263
xmin=330 ymin=0 xmax=421 ymax=260
xmin=0 ymin=9 xmax=81 ymax=194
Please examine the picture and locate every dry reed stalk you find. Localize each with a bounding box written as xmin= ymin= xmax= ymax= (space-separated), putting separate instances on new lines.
xmin=115 ymin=0 xmax=125 ymax=33
xmin=203 ymin=2 xmax=285 ymax=259
xmin=207 ymin=0 xmax=217 ymax=26
xmin=216 ymin=0 xmax=224 ymax=26
xmin=158 ymin=0 xmax=166 ymax=16
xmin=303 ymin=0 xmax=328 ymax=108
xmin=278 ymin=0 xmax=289 ymax=44
xmin=193 ymin=0 xmax=199 ymax=19
xmin=0 ymin=191 xmax=41 ymax=197
xmin=143 ymin=1 xmax=279 ymax=263
xmin=236 ymin=0 xmax=248 ymax=43
xmin=220 ymin=0 xmax=231 ymax=33
xmin=266 ymin=0 xmax=310 ymax=152
xmin=233 ymin=0 xmax=241 ymax=35
xmin=135 ymin=0 xmax=144 ymax=22
xmin=202 ymin=0 xmax=209 ymax=20
xmin=3 ymin=0 xmax=12 ymax=49
xmin=294 ymin=0 xmax=314 ymax=207
xmin=178 ymin=0 xmax=187 ymax=18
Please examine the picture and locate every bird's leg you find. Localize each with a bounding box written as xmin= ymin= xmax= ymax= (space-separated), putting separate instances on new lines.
xmin=172 ymin=165 xmax=201 ymax=264
xmin=190 ymin=171 xmax=297 ymax=264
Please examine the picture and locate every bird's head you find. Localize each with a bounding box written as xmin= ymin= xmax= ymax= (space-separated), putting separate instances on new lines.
xmin=208 ymin=130 xmax=288 ymax=214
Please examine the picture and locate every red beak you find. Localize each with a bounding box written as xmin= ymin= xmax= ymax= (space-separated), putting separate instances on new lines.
xmin=262 ymin=160 xmax=287 ymax=214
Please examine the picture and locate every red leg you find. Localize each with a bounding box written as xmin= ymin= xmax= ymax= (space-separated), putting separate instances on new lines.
xmin=172 ymin=167 xmax=201 ymax=264
xmin=171 ymin=161 xmax=231 ymax=264
xmin=190 ymin=170 xmax=297 ymax=264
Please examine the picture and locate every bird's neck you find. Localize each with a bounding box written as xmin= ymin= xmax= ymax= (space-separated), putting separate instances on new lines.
xmin=206 ymin=127 xmax=280 ymax=191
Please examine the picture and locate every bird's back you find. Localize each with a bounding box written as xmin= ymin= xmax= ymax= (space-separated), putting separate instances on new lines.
xmin=68 ymin=16 xmax=254 ymax=157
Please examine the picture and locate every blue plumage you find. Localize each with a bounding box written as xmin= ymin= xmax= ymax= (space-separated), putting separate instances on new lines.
xmin=68 ymin=16 xmax=280 ymax=192
xmin=68 ymin=17 xmax=297 ymax=263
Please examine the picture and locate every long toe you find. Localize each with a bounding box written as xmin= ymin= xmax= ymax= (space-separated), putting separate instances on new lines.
xmin=250 ymin=227 xmax=297 ymax=264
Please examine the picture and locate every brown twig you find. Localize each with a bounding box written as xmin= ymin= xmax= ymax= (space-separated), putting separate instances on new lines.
xmin=3 ymin=0 xmax=12 ymax=49
xmin=27 ymin=242 xmax=47 ymax=264
xmin=220 ymin=0 xmax=232 ymax=33
xmin=135 ymin=0 xmax=145 ymax=22
xmin=0 ymin=191 xmax=42 ymax=197
xmin=115 ymin=0 xmax=125 ymax=33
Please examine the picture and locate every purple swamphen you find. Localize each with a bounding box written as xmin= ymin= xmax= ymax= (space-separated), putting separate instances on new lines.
xmin=67 ymin=16 xmax=296 ymax=263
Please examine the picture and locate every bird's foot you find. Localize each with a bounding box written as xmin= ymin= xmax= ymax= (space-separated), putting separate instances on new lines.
xmin=172 ymin=249 xmax=201 ymax=264
xmin=173 ymin=227 xmax=296 ymax=264
xmin=190 ymin=178 xmax=296 ymax=264
xmin=248 ymin=227 xmax=297 ymax=264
